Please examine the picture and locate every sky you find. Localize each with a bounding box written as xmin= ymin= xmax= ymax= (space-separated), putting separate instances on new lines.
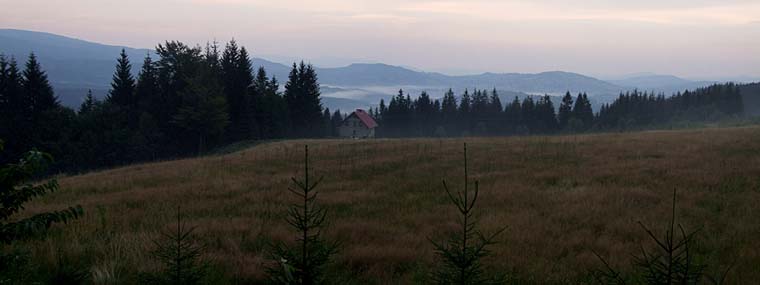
xmin=1 ymin=0 xmax=759 ymax=79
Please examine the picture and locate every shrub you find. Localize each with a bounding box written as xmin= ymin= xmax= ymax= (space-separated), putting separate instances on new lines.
xmin=0 ymin=140 xmax=83 ymax=244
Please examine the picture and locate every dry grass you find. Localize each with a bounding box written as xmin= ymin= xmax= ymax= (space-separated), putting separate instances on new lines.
xmin=16 ymin=126 xmax=760 ymax=283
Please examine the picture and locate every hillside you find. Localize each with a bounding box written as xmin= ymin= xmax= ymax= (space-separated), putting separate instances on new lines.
xmin=18 ymin=127 xmax=760 ymax=283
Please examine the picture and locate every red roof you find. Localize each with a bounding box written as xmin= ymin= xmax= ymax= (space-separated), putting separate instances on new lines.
xmin=351 ymin=109 xmax=378 ymax=128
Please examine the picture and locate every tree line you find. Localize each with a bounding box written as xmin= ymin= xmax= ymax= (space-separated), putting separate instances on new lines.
xmin=370 ymin=84 xmax=744 ymax=137
xmin=0 ymin=42 xmax=748 ymax=172
xmin=0 ymin=40 xmax=346 ymax=172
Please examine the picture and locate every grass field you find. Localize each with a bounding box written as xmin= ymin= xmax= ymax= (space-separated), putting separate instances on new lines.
xmin=16 ymin=126 xmax=760 ymax=283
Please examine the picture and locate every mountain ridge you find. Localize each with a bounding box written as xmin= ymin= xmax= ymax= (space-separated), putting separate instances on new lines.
xmin=0 ymin=28 xmax=725 ymax=110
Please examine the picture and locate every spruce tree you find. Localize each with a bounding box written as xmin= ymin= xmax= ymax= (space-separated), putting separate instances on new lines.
xmin=0 ymin=57 xmax=25 ymax=163
xmin=143 ymin=207 xmax=208 ymax=285
xmin=459 ymin=90 xmax=472 ymax=134
xmin=22 ymin=53 xmax=57 ymax=114
xmin=135 ymin=53 xmax=159 ymax=114
xmin=221 ymin=40 xmax=255 ymax=141
xmin=442 ymin=88 xmax=458 ymax=116
xmin=267 ymin=145 xmax=337 ymax=285
xmin=489 ymin=89 xmax=502 ymax=115
xmin=0 ymin=56 xmax=9 ymax=142
xmin=79 ymin=89 xmax=97 ymax=115
xmin=521 ymin=97 xmax=536 ymax=133
xmin=504 ymin=96 xmax=522 ymax=134
xmin=558 ymin=91 xmax=574 ymax=130
xmin=571 ymin=93 xmax=593 ymax=131
xmin=107 ymin=49 xmax=136 ymax=108
xmin=330 ymin=110 xmax=343 ymax=137
xmin=431 ymin=143 xmax=505 ymax=284
xmin=284 ymin=62 xmax=323 ymax=138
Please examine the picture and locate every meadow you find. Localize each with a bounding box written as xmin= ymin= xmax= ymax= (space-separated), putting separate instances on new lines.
xmin=17 ymin=126 xmax=760 ymax=283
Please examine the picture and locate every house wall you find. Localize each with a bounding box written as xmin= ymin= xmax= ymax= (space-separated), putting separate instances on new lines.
xmin=339 ymin=116 xmax=375 ymax=138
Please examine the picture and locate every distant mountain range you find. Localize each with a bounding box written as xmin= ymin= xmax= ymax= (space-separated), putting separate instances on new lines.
xmin=0 ymin=28 xmax=743 ymax=111
xmin=607 ymin=73 xmax=719 ymax=95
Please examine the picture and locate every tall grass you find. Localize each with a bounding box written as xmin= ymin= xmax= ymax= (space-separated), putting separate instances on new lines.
xmin=11 ymin=126 xmax=760 ymax=283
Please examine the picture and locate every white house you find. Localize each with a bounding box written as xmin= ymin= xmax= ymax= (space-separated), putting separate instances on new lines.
xmin=339 ymin=109 xmax=378 ymax=138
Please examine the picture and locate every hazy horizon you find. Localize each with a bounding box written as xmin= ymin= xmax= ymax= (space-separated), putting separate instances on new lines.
xmin=1 ymin=0 xmax=759 ymax=79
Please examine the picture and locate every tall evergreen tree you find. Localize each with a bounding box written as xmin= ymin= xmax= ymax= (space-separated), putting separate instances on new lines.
xmin=558 ymin=91 xmax=574 ymax=130
xmin=22 ymin=53 xmax=57 ymax=114
xmin=0 ymin=56 xmax=9 ymax=142
xmin=79 ymin=89 xmax=97 ymax=115
xmin=135 ymin=53 xmax=159 ymax=114
xmin=571 ymin=93 xmax=593 ymax=130
xmin=107 ymin=49 xmax=136 ymax=108
xmin=521 ymin=97 xmax=536 ymax=133
xmin=504 ymin=96 xmax=522 ymax=134
xmin=0 ymin=57 xmax=24 ymax=162
xmin=489 ymin=89 xmax=502 ymax=115
xmin=284 ymin=62 xmax=323 ymax=138
xmin=459 ymin=90 xmax=472 ymax=134
xmin=330 ymin=110 xmax=343 ymax=137
xmin=221 ymin=40 xmax=255 ymax=141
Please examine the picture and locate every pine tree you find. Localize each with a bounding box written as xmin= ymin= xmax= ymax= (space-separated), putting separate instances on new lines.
xmin=571 ymin=93 xmax=593 ymax=131
xmin=143 ymin=207 xmax=208 ymax=285
xmin=79 ymin=89 xmax=97 ymax=115
xmin=442 ymin=88 xmax=458 ymax=116
xmin=135 ymin=53 xmax=159 ymax=114
xmin=536 ymin=95 xmax=558 ymax=132
xmin=322 ymin=108 xmax=332 ymax=137
xmin=459 ymin=90 xmax=472 ymax=134
xmin=0 ymin=55 xmax=8 ymax=118
xmin=253 ymin=68 xmax=287 ymax=139
xmin=267 ymin=145 xmax=337 ymax=285
xmin=107 ymin=49 xmax=135 ymax=108
xmin=0 ymin=56 xmax=10 ymax=143
xmin=558 ymin=91 xmax=574 ymax=130
xmin=330 ymin=110 xmax=343 ymax=137
xmin=489 ymin=89 xmax=502 ymax=115
xmin=22 ymin=53 xmax=58 ymax=114
xmin=504 ymin=97 xmax=522 ymax=134
xmin=221 ymin=40 xmax=255 ymax=141
xmin=431 ymin=143 xmax=505 ymax=284
xmin=521 ymin=97 xmax=536 ymax=133
xmin=0 ymin=57 xmax=27 ymax=163
xmin=300 ymin=63 xmax=323 ymax=137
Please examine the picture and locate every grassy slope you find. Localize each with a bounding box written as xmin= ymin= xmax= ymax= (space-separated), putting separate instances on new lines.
xmin=20 ymin=127 xmax=760 ymax=283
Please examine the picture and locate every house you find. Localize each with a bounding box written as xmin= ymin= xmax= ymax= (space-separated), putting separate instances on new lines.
xmin=339 ymin=109 xmax=378 ymax=138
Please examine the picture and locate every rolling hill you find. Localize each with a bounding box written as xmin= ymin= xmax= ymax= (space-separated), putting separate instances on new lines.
xmin=4 ymin=28 xmax=747 ymax=112
xmin=1 ymin=29 xmax=627 ymax=110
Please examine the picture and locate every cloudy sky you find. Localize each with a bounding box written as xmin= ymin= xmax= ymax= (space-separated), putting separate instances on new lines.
xmin=1 ymin=0 xmax=758 ymax=78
